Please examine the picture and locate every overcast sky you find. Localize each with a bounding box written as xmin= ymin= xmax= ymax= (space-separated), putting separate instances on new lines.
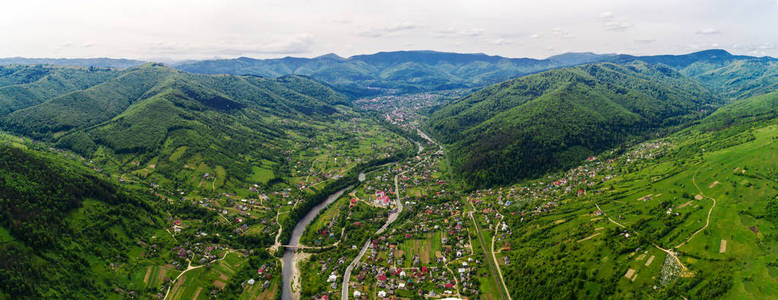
xmin=2 ymin=0 xmax=777 ymax=60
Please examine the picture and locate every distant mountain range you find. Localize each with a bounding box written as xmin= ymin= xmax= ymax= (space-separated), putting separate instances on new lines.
xmin=4 ymin=49 xmax=778 ymax=189
xmin=0 ymin=57 xmax=145 ymax=69
xmin=5 ymin=49 xmax=776 ymax=98
xmin=174 ymin=49 xmax=778 ymax=97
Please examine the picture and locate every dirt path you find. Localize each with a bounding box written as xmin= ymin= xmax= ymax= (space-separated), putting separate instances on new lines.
xmin=678 ymin=201 xmax=693 ymax=209
xmin=269 ymin=211 xmax=286 ymax=253
xmin=166 ymin=229 xmax=177 ymax=242
xmin=577 ymin=232 xmax=602 ymax=242
xmin=675 ymin=167 xmax=717 ymax=249
xmin=164 ymin=250 xmax=235 ymax=300
xmin=443 ymin=263 xmax=463 ymax=298
xmin=467 ymin=208 xmax=510 ymax=300
xmin=490 ymin=214 xmax=512 ymax=300
xmin=594 ymin=203 xmax=688 ymax=272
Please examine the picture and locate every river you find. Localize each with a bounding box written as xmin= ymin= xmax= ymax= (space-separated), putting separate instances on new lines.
xmin=280 ymin=173 xmax=364 ymax=300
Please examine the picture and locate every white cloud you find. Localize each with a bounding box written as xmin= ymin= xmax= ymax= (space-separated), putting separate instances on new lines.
xmin=696 ymin=28 xmax=721 ymax=35
xmin=459 ymin=28 xmax=485 ymax=37
xmin=492 ymin=38 xmax=510 ymax=46
xmin=604 ymin=21 xmax=632 ymax=31
xmin=597 ymin=11 xmax=632 ymax=32
xmin=357 ymin=22 xmax=417 ymax=38
xmin=551 ymin=28 xmax=574 ymax=39
xmin=145 ymin=34 xmax=316 ymax=58
xmin=0 ymin=0 xmax=776 ymax=59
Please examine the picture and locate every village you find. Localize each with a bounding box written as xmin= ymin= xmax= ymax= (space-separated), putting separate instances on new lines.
xmin=115 ymin=89 xmax=677 ymax=300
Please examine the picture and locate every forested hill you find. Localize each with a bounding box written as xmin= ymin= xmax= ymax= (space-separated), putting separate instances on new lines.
xmin=174 ymin=50 xmax=608 ymax=95
xmin=610 ymin=49 xmax=778 ymax=100
xmin=426 ymin=61 xmax=722 ymax=188
xmin=0 ymin=63 xmax=356 ymax=193
xmin=0 ymin=57 xmax=145 ymax=69
xmin=0 ymin=65 xmax=118 ymax=115
xmin=0 ymin=142 xmax=162 ymax=298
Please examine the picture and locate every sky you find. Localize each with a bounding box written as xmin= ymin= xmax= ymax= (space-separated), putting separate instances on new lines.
xmin=1 ymin=0 xmax=778 ymax=61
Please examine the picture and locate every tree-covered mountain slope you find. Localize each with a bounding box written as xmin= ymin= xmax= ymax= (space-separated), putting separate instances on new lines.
xmin=612 ymin=49 xmax=778 ymax=100
xmin=174 ymin=50 xmax=577 ymax=94
xmin=698 ymin=91 xmax=778 ymax=130
xmin=426 ymin=61 xmax=721 ymax=187
xmin=0 ymin=140 xmax=163 ymax=299
xmin=0 ymin=63 xmax=406 ymax=196
xmin=0 ymin=65 xmax=118 ymax=115
xmin=486 ymin=91 xmax=778 ymax=299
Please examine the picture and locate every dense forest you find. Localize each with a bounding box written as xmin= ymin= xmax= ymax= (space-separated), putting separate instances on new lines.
xmin=0 ymin=144 xmax=161 ymax=298
xmin=426 ymin=61 xmax=722 ymax=187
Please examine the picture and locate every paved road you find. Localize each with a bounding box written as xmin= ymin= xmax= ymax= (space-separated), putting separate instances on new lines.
xmin=342 ymin=135 xmax=427 ymax=299
xmin=341 ymin=239 xmax=371 ymax=299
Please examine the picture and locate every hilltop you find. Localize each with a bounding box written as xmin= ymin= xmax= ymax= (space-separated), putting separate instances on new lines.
xmin=174 ymin=50 xmax=580 ymax=95
xmin=426 ymin=61 xmax=721 ymax=187
xmin=0 ymin=63 xmax=399 ymax=195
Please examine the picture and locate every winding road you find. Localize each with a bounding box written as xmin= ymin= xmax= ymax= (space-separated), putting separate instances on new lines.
xmin=341 ymin=139 xmax=425 ymax=299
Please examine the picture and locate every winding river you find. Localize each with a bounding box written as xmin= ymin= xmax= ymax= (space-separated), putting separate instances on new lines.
xmin=280 ymin=173 xmax=364 ymax=300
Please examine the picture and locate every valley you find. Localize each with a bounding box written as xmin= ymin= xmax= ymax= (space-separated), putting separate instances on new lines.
xmin=3 ymin=50 xmax=778 ymax=300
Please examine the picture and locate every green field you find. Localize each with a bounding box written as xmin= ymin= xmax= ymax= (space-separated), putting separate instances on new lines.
xmin=168 ymin=252 xmax=248 ymax=300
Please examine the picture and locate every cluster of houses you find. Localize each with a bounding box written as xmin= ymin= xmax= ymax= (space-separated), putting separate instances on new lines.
xmin=338 ymin=148 xmax=481 ymax=299
xmin=467 ymin=141 xmax=671 ymax=223
xmin=242 ymin=262 xmax=278 ymax=291
xmin=355 ymin=91 xmax=466 ymax=133
xmin=169 ymin=242 xmax=228 ymax=267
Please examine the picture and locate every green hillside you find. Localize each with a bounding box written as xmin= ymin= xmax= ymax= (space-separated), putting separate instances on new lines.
xmin=0 ymin=64 xmax=363 ymax=193
xmin=0 ymin=140 xmax=162 ymax=299
xmin=489 ymin=92 xmax=778 ymax=299
xmin=0 ymin=63 xmax=412 ymax=299
xmin=427 ymin=61 xmax=721 ymax=187
xmin=0 ymin=65 xmax=117 ymax=115
xmin=699 ymin=91 xmax=778 ymax=130
xmin=611 ymin=50 xmax=778 ymax=100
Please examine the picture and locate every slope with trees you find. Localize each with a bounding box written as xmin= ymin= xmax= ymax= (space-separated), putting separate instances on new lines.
xmin=426 ymin=61 xmax=721 ymax=187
